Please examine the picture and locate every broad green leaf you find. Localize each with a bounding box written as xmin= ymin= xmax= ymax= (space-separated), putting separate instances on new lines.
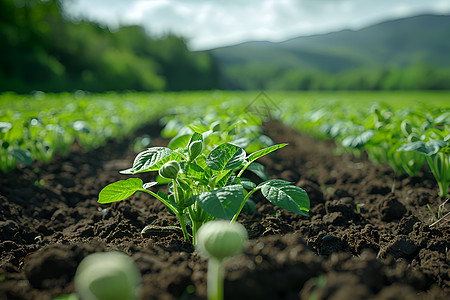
xmin=121 ymin=147 xmax=184 ymax=174
xmin=260 ymin=179 xmax=309 ymax=216
xmin=194 ymin=184 xmax=244 ymax=219
xmin=167 ymin=134 xmax=190 ymax=150
xmin=206 ymin=143 xmax=246 ymax=171
xmin=397 ymin=140 xmax=447 ymax=156
xmin=98 ymin=178 xmax=144 ymax=204
xmin=247 ymin=143 xmax=287 ymax=163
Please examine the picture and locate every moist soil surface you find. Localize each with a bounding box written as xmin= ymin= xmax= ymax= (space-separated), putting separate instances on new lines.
xmin=0 ymin=120 xmax=449 ymax=300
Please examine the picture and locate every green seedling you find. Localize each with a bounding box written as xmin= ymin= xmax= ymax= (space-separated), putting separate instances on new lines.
xmin=74 ymin=251 xmax=141 ymax=300
xmin=397 ymin=139 xmax=449 ymax=197
xmin=98 ymin=132 xmax=310 ymax=244
xmin=429 ymin=198 xmax=449 ymax=227
xmin=195 ymin=220 xmax=248 ymax=300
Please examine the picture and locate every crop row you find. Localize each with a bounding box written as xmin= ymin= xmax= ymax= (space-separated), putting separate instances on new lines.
xmin=0 ymin=92 xmax=224 ymax=172
xmin=279 ymin=94 xmax=449 ymax=197
xmin=1 ymin=91 xmax=449 ymax=197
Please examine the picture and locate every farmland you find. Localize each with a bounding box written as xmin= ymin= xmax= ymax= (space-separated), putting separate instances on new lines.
xmin=0 ymin=90 xmax=449 ymax=299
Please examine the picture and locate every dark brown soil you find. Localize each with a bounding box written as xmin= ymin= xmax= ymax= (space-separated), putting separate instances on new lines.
xmin=0 ymin=120 xmax=449 ymax=300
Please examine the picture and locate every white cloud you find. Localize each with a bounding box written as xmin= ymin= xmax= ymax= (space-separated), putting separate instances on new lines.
xmin=65 ymin=0 xmax=450 ymax=50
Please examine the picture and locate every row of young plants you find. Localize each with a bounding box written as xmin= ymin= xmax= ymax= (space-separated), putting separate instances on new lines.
xmin=0 ymin=91 xmax=271 ymax=173
xmin=280 ymin=96 xmax=449 ymax=197
xmin=0 ymin=91 xmax=229 ymax=172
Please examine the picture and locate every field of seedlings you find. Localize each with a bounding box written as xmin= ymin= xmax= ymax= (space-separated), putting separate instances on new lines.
xmin=0 ymin=91 xmax=449 ymax=300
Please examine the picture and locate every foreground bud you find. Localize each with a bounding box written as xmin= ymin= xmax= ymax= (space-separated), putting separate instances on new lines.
xmin=75 ymin=251 xmax=141 ymax=300
xmin=196 ymin=220 xmax=248 ymax=261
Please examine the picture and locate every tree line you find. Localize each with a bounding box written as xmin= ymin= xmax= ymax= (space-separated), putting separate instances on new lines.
xmin=0 ymin=0 xmax=220 ymax=93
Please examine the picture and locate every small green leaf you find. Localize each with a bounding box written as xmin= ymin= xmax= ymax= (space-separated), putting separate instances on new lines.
xmin=195 ymin=184 xmax=244 ymax=219
xmin=156 ymin=174 xmax=172 ymax=185
xmin=259 ymin=179 xmax=310 ymax=216
xmin=247 ymin=143 xmax=287 ymax=163
xmin=187 ymin=132 xmax=203 ymax=146
xmin=9 ymin=148 xmax=33 ymax=166
xmin=240 ymin=178 xmax=256 ymax=190
xmin=0 ymin=122 xmax=12 ymax=133
xmin=98 ymin=178 xmax=144 ymax=204
xmin=206 ymin=143 xmax=246 ymax=171
xmin=246 ymin=162 xmax=269 ymax=181
xmin=167 ymin=134 xmax=191 ymax=150
xmin=341 ymin=130 xmax=375 ymax=149
xmin=121 ymin=147 xmax=184 ymax=174
xmin=143 ymin=182 xmax=158 ymax=189
xmin=397 ymin=140 xmax=447 ymax=156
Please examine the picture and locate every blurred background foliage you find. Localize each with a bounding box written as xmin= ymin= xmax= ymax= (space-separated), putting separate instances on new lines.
xmin=0 ymin=0 xmax=220 ymax=92
xmin=0 ymin=0 xmax=449 ymax=93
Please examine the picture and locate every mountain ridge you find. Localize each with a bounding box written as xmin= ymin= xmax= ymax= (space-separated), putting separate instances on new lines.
xmin=210 ymin=14 xmax=450 ymax=89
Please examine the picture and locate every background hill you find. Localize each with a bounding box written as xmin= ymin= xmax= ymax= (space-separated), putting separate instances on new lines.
xmin=211 ymin=14 xmax=450 ymax=90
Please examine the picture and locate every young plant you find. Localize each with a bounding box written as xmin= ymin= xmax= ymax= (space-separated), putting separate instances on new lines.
xmin=74 ymin=251 xmax=141 ymax=300
xmin=397 ymin=139 xmax=449 ymax=197
xmin=98 ymin=131 xmax=310 ymax=244
xmin=195 ymin=220 xmax=248 ymax=300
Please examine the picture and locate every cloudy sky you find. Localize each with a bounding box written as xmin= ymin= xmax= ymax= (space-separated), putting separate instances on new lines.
xmin=64 ymin=0 xmax=450 ymax=50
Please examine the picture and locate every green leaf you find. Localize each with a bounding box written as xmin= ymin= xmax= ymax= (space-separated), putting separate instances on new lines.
xmin=143 ymin=182 xmax=158 ymax=189
xmin=182 ymin=162 xmax=208 ymax=182
xmin=187 ymin=132 xmax=203 ymax=146
xmin=247 ymin=143 xmax=287 ymax=163
xmin=0 ymin=122 xmax=12 ymax=133
xmin=9 ymin=148 xmax=33 ymax=166
xmin=98 ymin=178 xmax=144 ymax=204
xmin=194 ymin=184 xmax=244 ymax=219
xmin=121 ymin=147 xmax=184 ymax=174
xmin=397 ymin=140 xmax=447 ymax=156
xmin=167 ymin=134 xmax=190 ymax=150
xmin=341 ymin=130 xmax=375 ymax=149
xmin=240 ymin=178 xmax=256 ymax=190
xmin=206 ymin=143 xmax=246 ymax=171
xmin=215 ymin=169 xmax=233 ymax=189
xmin=156 ymin=174 xmax=172 ymax=185
xmin=246 ymin=162 xmax=269 ymax=181
xmin=259 ymin=179 xmax=310 ymax=216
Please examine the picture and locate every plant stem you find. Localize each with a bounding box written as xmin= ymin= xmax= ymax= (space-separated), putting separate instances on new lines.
xmin=141 ymin=185 xmax=190 ymax=241
xmin=188 ymin=206 xmax=198 ymax=244
xmin=426 ymin=154 xmax=448 ymax=198
xmin=177 ymin=212 xmax=190 ymax=242
xmin=438 ymin=152 xmax=449 ymax=198
xmin=172 ymin=179 xmax=191 ymax=242
xmin=207 ymin=258 xmax=224 ymax=300
xmin=230 ymin=187 xmax=260 ymax=223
